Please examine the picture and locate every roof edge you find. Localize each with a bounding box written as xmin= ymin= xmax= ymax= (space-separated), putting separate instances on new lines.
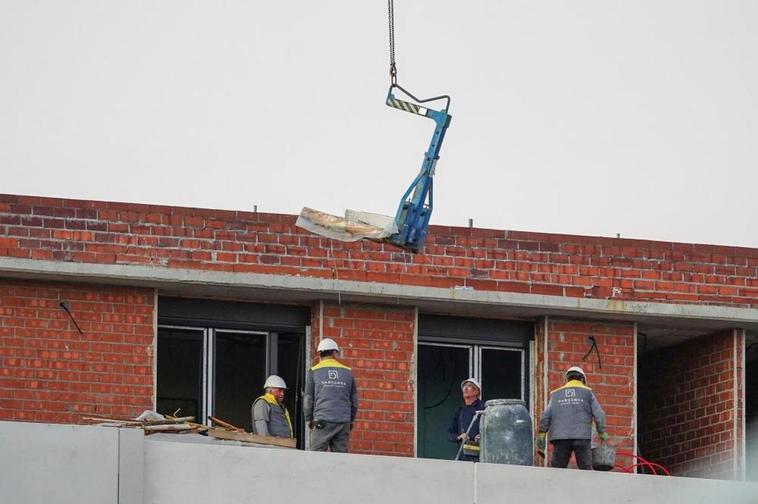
xmin=2 ymin=257 xmax=757 ymax=329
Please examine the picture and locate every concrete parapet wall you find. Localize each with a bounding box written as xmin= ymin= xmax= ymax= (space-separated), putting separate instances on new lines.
xmin=146 ymin=435 xmax=757 ymax=504
xmin=1 ymin=421 xmax=755 ymax=504
xmin=145 ymin=437 xmax=473 ymax=504
xmin=0 ymin=421 xmax=143 ymax=504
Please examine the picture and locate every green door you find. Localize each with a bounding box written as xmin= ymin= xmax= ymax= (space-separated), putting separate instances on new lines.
xmin=417 ymin=343 xmax=526 ymax=459
xmin=417 ymin=343 xmax=471 ymax=460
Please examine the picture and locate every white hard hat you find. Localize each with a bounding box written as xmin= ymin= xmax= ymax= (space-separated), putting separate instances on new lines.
xmin=565 ymin=366 xmax=586 ymax=381
xmin=460 ymin=378 xmax=481 ymax=392
xmin=263 ymin=375 xmax=287 ymax=390
xmin=317 ymin=338 xmax=340 ymax=352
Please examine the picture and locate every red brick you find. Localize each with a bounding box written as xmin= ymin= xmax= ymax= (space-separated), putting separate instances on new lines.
xmin=311 ymin=302 xmax=415 ymax=457
xmin=638 ymin=330 xmax=742 ymax=479
xmin=0 ymin=280 xmax=154 ymax=424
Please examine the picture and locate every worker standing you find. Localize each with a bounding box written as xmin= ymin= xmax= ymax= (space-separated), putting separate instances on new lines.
xmin=447 ymin=378 xmax=483 ymax=462
xmin=251 ymin=375 xmax=294 ymax=438
xmin=303 ymin=338 xmax=358 ymax=452
xmin=536 ymin=366 xmax=609 ymax=469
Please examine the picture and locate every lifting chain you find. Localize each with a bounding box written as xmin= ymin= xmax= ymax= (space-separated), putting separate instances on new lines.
xmin=387 ymin=0 xmax=397 ymax=85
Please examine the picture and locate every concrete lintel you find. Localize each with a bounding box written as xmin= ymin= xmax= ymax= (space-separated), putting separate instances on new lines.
xmin=1 ymin=257 xmax=757 ymax=329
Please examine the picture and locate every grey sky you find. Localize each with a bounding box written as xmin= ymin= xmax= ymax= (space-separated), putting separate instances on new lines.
xmin=1 ymin=1 xmax=756 ymax=247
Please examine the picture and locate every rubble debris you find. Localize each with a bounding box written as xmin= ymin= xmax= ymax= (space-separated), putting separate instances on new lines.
xmin=81 ymin=412 xmax=296 ymax=448
xmin=81 ymin=412 xmax=207 ymax=434
xmin=135 ymin=410 xmax=166 ymax=422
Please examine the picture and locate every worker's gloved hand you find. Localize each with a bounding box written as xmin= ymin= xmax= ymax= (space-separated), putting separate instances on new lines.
xmin=457 ymin=433 xmax=468 ymax=442
xmin=474 ymin=434 xmax=481 ymax=442
xmin=535 ymin=433 xmax=546 ymax=450
xmin=599 ymin=431 xmax=609 ymax=442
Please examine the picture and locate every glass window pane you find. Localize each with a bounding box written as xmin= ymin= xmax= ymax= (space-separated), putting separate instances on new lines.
xmin=277 ymin=332 xmax=304 ymax=445
xmin=480 ymin=348 xmax=522 ymax=402
xmin=157 ymin=327 xmax=204 ymax=419
xmin=214 ymin=331 xmax=267 ymax=430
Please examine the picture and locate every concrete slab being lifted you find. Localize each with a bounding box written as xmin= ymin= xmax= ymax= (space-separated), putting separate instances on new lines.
xmin=295 ymin=207 xmax=398 ymax=242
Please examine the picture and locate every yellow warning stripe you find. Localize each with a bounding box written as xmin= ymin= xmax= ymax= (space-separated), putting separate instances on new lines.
xmin=386 ymin=98 xmax=420 ymax=114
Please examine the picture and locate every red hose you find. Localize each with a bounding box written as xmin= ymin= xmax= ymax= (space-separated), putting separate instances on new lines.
xmin=614 ymin=450 xmax=671 ymax=476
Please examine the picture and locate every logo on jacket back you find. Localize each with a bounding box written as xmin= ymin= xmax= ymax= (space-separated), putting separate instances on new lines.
xmin=558 ymin=387 xmax=582 ymax=406
xmin=321 ymin=369 xmax=346 ymax=387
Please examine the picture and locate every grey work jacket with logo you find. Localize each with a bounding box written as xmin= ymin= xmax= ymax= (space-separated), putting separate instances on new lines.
xmin=303 ymin=358 xmax=358 ymax=424
xmin=539 ymin=380 xmax=606 ymax=441
xmin=251 ymin=396 xmax=293 ymax=438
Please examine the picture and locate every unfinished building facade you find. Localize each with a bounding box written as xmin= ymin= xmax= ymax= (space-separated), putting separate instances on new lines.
xmin=0 ymin=194 xmax=755 ymax=480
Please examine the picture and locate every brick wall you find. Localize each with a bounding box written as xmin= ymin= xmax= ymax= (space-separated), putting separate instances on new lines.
xmin=311 ymin=302 xmax=416 ymax=456
xmin=1 ymin=193 xmax=755 ymax=470
xmin=1 ymin=194 xmax=757 ymax=309
xmin=0 ymin=279 xmax=155 ymax=423
xmin=638 ymin=330 xmax=743 ymax=479
xmin=535 ymin=319 xmax=636 ymax=470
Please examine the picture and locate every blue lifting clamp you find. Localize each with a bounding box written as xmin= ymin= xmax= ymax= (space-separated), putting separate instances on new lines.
xmin=384 ymin=83 xmax=451 ymax=253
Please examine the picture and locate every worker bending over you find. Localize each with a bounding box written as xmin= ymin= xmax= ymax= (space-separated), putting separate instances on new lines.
xmin=303 ymin=338 xmax=359 ymax=452
xmin=251 ymin=375 xmax=294 ymax=438
xmin=537 ymin=366 xmax=608 ymax=469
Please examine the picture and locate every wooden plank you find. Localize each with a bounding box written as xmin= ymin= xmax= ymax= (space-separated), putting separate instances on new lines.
xmin=82 ymin=414 xmax=138 ymax=422
xmin=81 ymin=417 xmax=143 ymax=426
xmin=206 ymin=428 xmax=296 ymax=448
xmin=208 ymin=416 xmax=244 ymax=432
xmin=82 ymin=415 xmax=195 ymax=426
xmin=161 ymin=416 xmax=195 ymax=423
xmin=187 ymin=422 xmax=209 ymax=433
xmin=143 ymin=423 xmax=193 ymax=432
xmin=142 ymin=417 xmax=195 ymax=425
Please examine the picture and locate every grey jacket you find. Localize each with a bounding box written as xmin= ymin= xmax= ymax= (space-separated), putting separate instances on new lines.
xmin=251 ymin=394 xmax=293 ymax=438
xmin=303 ymin=358 xmax=358 ymax=424
xmin=539 ymin=380 xmax=606 ymax=441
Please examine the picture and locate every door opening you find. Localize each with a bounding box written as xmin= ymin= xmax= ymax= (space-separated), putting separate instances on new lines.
xmin=417 ymin=341 xmax=527 ymax=460
xmin=157 ymin=326 xmax=305 ymax=441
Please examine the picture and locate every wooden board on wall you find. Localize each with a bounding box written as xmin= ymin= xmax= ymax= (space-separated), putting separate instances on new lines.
xmin=206 ymin=428 xmax=296 ymax=448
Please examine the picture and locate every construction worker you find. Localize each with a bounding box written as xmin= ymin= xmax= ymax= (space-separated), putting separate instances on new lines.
xmin=303 ymin=338 xmax=358 ymax=452
xmin=536 ymin=366 xmax=609 ymax=469
xmin=251 ymin=375 xmax=294 ymax=438
xmin=447 ymin=378 xmax=483 ymax=462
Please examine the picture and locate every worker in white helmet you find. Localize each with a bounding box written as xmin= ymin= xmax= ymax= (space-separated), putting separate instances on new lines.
xmin=447 ymin=378 xmax=483 ymax=461
xmin=251 ymin=375 xmax=293 ymax=438
xmin=303 ymin=338 xmax=359 ymax=452
xmin=536 ymin=366 xmax=608 ymax=469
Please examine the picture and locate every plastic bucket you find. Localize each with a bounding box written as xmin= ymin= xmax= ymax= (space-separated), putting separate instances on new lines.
xmin=591 ymin=444 xmax=616 ymax=471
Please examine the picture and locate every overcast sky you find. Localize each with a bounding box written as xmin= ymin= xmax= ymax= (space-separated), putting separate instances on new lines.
xmin=1 ymin=1 xmax=756 ymax=247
